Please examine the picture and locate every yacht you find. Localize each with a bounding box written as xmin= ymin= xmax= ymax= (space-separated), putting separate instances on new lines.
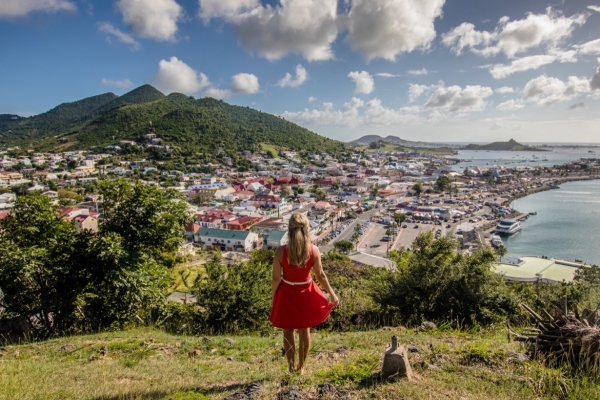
xmin=490 ymin=234 xmax=503 ymax=247
xmin=495 ymin=219 xmax=522 ymax=235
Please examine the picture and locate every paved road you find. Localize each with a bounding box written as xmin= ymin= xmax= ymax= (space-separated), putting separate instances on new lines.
xmin=321 ymin=209 xmax=376 ymax=252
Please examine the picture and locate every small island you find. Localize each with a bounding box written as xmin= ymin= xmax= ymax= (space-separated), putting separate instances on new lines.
xmin=462 ymin=139 xmax=546 ymax=151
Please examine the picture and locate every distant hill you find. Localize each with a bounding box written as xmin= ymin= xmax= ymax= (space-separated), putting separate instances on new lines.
xmin=462 ymin=139 xmax=544 ymax=151
xmin=0 ymin=85 xmax=344 ymax=168
xmin=350 ymin=134 xmax=448 ymax=148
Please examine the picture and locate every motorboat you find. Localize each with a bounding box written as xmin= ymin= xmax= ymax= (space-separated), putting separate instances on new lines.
xmin=494 ymin=218 xmax=522 ymax=235
xmin=490 ymin=234 xmax=503 ymax=247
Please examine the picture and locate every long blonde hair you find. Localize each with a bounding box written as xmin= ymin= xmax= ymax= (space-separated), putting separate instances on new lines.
xmin=287 ymin=212 xmax=311 ymax=266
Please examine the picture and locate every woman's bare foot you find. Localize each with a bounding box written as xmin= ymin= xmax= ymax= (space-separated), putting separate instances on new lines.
xmin=295 ymin=364 xmax=305 ymax=375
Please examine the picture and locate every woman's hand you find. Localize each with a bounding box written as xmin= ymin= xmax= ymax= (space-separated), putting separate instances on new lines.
xmin=329 ymin=293 xmax=340 ymax=307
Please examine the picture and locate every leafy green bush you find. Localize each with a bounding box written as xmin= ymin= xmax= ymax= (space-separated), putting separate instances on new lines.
xmin=192 ymin=253 xmax=272 ymax=334
xmin=372 ymin=232 xmax=519 ymax=327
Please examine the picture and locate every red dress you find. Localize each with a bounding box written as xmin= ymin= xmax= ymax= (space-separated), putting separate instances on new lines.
xmin=269 ymin=245 xmax=333 ymax=329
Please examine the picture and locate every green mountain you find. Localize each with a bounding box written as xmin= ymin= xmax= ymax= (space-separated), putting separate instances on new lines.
xmin=0 ymin=86 xmax=344 ymax=168
xmin=463 ymin=139 xmax=544 ymax=151
xmin=0 ymin=93 xmax=118 ymax=139
xmin=95 ymin=84 xmax=165 ymax=114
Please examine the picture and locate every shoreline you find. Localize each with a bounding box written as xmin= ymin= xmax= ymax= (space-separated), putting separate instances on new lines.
xmin=501 ymin=175 xmax=600 ymax=207
xmin=497 ymin=175 xmax=600 ymax=265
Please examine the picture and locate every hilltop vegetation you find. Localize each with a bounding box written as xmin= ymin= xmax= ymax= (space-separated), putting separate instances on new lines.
xmin=463 ymin=139 xmax=544 ymax=151
xmin=0 ymin=85 xmax=345 ymax=165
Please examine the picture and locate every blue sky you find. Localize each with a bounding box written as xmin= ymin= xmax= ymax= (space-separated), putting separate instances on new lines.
xmin=1 ymin=0 xmax=600 ymax=143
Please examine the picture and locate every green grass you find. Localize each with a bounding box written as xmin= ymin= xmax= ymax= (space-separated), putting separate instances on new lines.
xmin=259 ymin=143 xmax=281 ymax=158
xmin=1 ymin=327 xmax=599 ymax=399
xmin=170 ymin=264 xmax=206 ymax=293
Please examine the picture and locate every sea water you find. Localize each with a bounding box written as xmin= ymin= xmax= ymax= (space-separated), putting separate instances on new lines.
xmin=447 ymin=148 xmax=598 ymax=171
xmin=501 ymin=180 xmax=600 ymax=265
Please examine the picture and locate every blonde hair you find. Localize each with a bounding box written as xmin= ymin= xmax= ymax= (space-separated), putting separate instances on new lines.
xmin=287 ymin=212 xmax=311 ymax=266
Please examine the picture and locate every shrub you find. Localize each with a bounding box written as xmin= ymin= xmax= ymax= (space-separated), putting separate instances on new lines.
xmin=372 ymin=232 xmax=519 ymax=327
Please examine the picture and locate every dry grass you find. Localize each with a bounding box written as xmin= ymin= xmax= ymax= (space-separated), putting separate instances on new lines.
xmin=0 ymin=327 xmax=598 ymax=399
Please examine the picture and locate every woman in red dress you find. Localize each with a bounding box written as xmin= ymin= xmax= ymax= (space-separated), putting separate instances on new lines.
xmin=270 ymin=212 xmax=339 ymax=373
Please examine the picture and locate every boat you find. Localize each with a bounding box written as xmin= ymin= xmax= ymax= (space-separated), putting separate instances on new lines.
xmin=529 ymin=211 xmax=537 ymax=216
xmin=490 ymin=234 xmax=503 ymax=247
xmin=494 ymin=218 xmax=522 ymax=235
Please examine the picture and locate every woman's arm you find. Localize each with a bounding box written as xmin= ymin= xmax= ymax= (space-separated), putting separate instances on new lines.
xmin=311 ymin=246 xmax=340 ymax=306
xmin=271 ymin=246 xmax=283 ymax=300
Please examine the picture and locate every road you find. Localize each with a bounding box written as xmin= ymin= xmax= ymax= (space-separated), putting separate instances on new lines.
xmin=321 ymin=209 xmax=376 ymax=252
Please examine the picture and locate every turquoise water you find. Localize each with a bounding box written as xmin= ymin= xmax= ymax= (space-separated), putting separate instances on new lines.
xmin=502 ymin=180 xmax=600 ymax=265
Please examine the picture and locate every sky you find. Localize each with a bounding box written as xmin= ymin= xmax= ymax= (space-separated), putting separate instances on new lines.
xmin=1 ymin=0 xmax=600 ymax=144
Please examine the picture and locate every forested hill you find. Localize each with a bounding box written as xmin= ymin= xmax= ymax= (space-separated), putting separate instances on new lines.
xmin=0 ymin=86 xmax=345 ymax=161
xmin=462 ymin=139 xmax=544 ymax=151
xmin=0 ymin=92 xmax=118 ymax=135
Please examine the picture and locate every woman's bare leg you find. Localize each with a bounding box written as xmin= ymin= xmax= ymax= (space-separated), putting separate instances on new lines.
xmin=297 ymin=328 xmax=311 ymax=373
xmin=283 ymin=329 xmax=296 ymax=373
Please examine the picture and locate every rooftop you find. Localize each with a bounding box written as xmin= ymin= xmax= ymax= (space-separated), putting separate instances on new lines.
xmin=493 ymin=256 xmax=585 ymax=283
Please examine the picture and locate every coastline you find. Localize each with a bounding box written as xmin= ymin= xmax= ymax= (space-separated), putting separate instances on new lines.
xmin=501 ymin=174 xmax=600 ymax=207
xmin=496 ymin=176 xmax=600 ymax=265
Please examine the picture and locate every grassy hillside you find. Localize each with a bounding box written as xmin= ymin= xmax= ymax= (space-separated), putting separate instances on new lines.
xmin=1 ymin=326 xmax=596 ymax=399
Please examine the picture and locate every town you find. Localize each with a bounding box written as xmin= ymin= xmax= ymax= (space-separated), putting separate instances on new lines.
xmin=2 ymin=133 xmax=599 ymax=283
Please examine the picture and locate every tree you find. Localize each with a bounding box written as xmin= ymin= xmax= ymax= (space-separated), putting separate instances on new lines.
xmin=370 ymin=183 xmax=380 ymax=198
xmin=57 ymin=189 xmax=84 ymax=205
xmin=334 ymin=240 xmax=354 ymax=254
xmin=495 ymin=244 xmax=507 ymax=261
xmin=0 ymin=180 xmax=190 ymax=337
xmin=393 ymin=212 xmax=407 ymax=225
xmin=412 ymin=183 xmax=423 ymax=197
xmin=435 ymin=175 xmax=452 ymax=193
xmin=193 ymin=253 xmax=272 ymax=333
xmin=279 ymin=184 xmax=291 ymax=199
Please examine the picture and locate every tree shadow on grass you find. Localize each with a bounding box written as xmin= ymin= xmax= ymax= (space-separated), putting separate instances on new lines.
xmin=90 ymin=381 xmax=261 ymax=400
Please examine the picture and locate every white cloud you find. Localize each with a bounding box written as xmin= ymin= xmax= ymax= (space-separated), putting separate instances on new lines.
xmin=407 ymin=81 xmax=444 ymax=102
xmin=98 ymin=22 xmax=140 ymax=50
xmin=575 ymin=38 xmax=600 ymax=55
xmin=227 ymin=0 xmax=338 ymax=61
xmin=443 ymin=8 xmax=587 ymax=58
xmin=491 ymin=122 xmax=504 ymax=130
xmin=423 ymin=84 xmax=493 ymax=112
xmin=199 ymin=0 xmax=259 ymax=23
xmin=347 ymin=0 xmax=445 ymax=61
xmin=278 ymin=64 xmax=308 ymax=88
xmin=0 ymin=0 xmax=76 ymax=18
xmin=281 ymin=97 xmax=423 ymax=128
xmin=588 ymin=6 xmax=600 ymax=13
xmin=496 ymin=99 xmax=524 ymax=110
xmin=116 ymin=0 xmax=183 ymax=42
xmin=204 ymin=88 xmax=230 ymax=100
xmin=488 ymin=55 xmax=558 ymax=79
xmin=375 ymin=73 xmax=399 ymax=78
xmin=407 ymin=68 xmax=430 ymax=76
xmin=523 ymin=74 xmax=591 ymax=106
xmin=152 ymin=57 xmax=211 ymax=94
xmin=308 ymin=96 xmax=317 ymax=102
xmin=441 ymin=22 xmax=494 ymax=55
xmin=495 ymin=86 xmax=514 ymax=94
xmin=101 ymin=78 xmax=134 ymax=89
xmin=348 ymin=71 xmax=374 ymax=94
xmin=230 ymin=73 xmax=260 ymax=94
